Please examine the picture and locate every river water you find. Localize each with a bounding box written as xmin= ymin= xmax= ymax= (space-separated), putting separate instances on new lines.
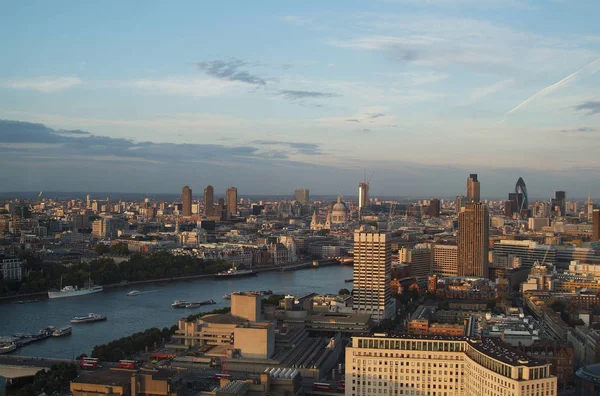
xmin=0 ymin=265 xmax=353 ymax=359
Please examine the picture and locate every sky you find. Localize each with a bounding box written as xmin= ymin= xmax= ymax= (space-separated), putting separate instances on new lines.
xmin=1 ymin=0 xmax=599 ymax=199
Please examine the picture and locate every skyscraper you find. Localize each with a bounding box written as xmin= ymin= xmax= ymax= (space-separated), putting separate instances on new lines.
xmin=358 ymin=182 xmax=369 ymax=219
xmin=467 ymin=174 xmax=480 ymax=202
xmin=551 ymin=191 xmax=566 ymax=216
xmin=458 ymin=201 xmax=489 ymax=277
xmin=593 ymin=209 xmax=600 ymax=242
xmin=226 ymin=187 xmax=237 ymax=216
xmin=182 ymin=186 xmax=192 ymax=217
xmin=352 ymin=231 xmax=395 ymax=322
xmin=204 ymin=185 xmax=214 ymax=217
xmin=294 ymin=189 xmax=309 ymax=206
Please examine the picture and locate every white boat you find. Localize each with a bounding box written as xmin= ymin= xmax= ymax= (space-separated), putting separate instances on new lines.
xmin=0 ymin=343 xmax=16 ymax=354
xmin=48 ymin=274 xmax=103 ymax=299
xmin=52 ymin=326 xmax=72 ymax=337
xmin=215 ymin=266 xmax=256 ymax=278
xmin=70 ymin=313 xmax=107 ymax=324
xmin=127 ymin=290 xmax=141 ymax=296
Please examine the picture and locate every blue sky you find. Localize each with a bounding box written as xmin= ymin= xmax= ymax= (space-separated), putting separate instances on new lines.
xmin=1 ymin=0 xmax=599 ymax=199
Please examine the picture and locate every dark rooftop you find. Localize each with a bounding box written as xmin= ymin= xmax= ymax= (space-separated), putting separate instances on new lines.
xmin=73 ymin=369 xmax=132 ymax=386
xmin=200 ymin=313 xmax=248 ymax=325
xmin=467 ymin=338 xmax=546 ymax=368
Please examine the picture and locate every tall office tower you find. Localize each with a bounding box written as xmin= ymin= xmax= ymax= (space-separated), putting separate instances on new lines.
xmin=428 ymin=198 xmax=440 ymax=217
xmin=226 ymin=187 xmax=238 ymax=216
xmin=458 ymin=201 xmax=489 ymax=277
xmin=204 ymin=185 xmax=214 ymax=217
xmin=593 ymin=209 xmax=600 ymax=242
xmin=182 ymin=185 xmax=192 ymax=216
xmin=86 ymin=194 xmax=91 ymax=208
xmin=358 ymin=182 xmax=369 ymax=219
xmin=352 ymin=231 xmax=395 ymax=322
xmin=294 ymin=189 xmax=309 ymax=206
xmin=551 ymin=191 xmax=566 ymax=216
xmin=515 ymin=177 xmax=528 ymax=212
xmin=467 ymin=173 xmax=480 ymax=202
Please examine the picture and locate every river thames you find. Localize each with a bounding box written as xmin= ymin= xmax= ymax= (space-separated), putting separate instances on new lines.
xmin=0 ymin=265 xmax=353 ymax=359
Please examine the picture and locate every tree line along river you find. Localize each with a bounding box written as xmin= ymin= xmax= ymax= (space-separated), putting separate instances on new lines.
xmin=1 ymin=265 xmax=354 ymax=359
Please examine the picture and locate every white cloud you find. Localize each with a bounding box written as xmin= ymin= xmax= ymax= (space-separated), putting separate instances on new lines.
xmin=129 ymin=77 xmax=240 ymax=97
xmin=470 ymin=79 xmax=514 ymax=100
xmin=3 ymin=77 xmax=82 ymax=93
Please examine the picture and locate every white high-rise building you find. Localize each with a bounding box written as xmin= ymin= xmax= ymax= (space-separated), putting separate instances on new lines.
xmin=353 ymin=231 xmax=395 ymax=322
xmin=345 ymin=334 xmax=557 ymax=396
xmin=358 ymin=182 xmax=369 ymax=219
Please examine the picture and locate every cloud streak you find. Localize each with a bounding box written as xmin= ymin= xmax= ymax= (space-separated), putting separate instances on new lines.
xmin=2 ymin=77 xmax=82 ymax=93
xmin=251 ymin=139 xmax=324 ymax=155
xmin=504 ymin=58 xmax=600 ymax=118
xmin=560 ymin=127 xmax=598 ymax=133
xmin=197 ymin=59 xmax=268 ymax=86
xmin=278 ymin=89 xmax=340 ymax=101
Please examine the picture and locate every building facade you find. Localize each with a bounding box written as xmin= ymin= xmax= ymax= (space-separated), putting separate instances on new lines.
xmin=181 ymin=185 xmax=192 ymax=217
xmin=203 ymin=185 xmax=214 ymax=217
xmin=432 ymin=245 xmax=458 ymax=277
xmin=294 ymin=189 xmax=309 ymax=206
xmin=345 ymin=335 xmax=557 ymax=396
xmin=353 ymin=231 xmax=395 ymax=322
xmin=0 ymin=255 xmax=23 ymax=281
xmin=358 ymin=182 xmax=369 ymax=219
xmin=458 ymin=202 xmax=489 ymax=277
xmin=467 ymin=174 xmax=480 ymax=203
xmin=226 ymin=187 xmax=238 ymax=216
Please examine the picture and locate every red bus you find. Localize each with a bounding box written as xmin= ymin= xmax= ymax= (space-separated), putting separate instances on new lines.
xmin=118 ymin=360 xmax=136 ymax=369
xmin=312 ymin=382 xmax=332 ymax=392
xmin=338 ymin=380 xmax=345 ymax=391
xmin=80 ymin=357 xmax=99 ymax=370
xmin=152 ymin=353 xmax=173 ymax=361
xmin=212 ymin=373 xmax=232 ymax=381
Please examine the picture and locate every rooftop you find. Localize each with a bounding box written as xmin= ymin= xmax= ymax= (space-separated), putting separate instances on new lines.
xmin=467 ymin=338 xmax=546 ymax=368
xmin=72 ymin=369 xmax=132 ymax=386
xmin=200 ymin=313 xmax=248 ymax=325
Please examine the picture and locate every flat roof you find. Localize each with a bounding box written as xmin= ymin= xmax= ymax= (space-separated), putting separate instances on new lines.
xmin=466 ymin=338 xmax=545 ymax=368
xmin=200 ymin=313 xmax=248 ymax=325
xmin=72 ymin=369 xmax=132 ymax=386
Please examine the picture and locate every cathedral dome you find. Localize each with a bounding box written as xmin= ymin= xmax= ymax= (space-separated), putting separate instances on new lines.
xmin=331 ymin=194 xmax=348 ymax=224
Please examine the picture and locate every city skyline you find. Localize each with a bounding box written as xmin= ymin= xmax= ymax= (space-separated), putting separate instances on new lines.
xmin=1 ymin=2 xmax=600 ymax=196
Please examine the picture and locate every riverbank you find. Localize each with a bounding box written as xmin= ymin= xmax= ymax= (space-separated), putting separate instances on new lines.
xmin=0 ymin=259 xmax=345 ymax=301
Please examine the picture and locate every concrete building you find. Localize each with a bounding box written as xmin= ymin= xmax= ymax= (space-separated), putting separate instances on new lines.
xmin=432 ymin=245 xmax=458 ymax=277
xmin=226 ymin=187 xmax=238 ymax=217
xmin=0 ymin=255 xmax=23 ymax=281
xmin=493 ymin=240 xmax=555 ymax=269
xmin=70 ymin=369 xmax=183 ymax=396
xmin=204 ymin=185 xmax=214 ymax=217
xmin=528 ymin=217 xmax=549 ymax=231
xmin=294 ymin=189 xmax=309 ymax=206
xmin=593 ymin=209 xmax=600 ymax=242
xmin=458 ymin=202 xmax=489 ymax=277
xmin=403 ymin=245 xmax=431 ymax=280
xmin=346 ymin=335 xmax=556 ymax=396
xmin=467 ymin=173 xmax=480 ymax=202
xmin=352 ymin=231 xmax=395 ymax=322
xmin=181 ymin=186 xmax=192 ymax=217
xmin=428 ymin=198 xmax=441 ymax=218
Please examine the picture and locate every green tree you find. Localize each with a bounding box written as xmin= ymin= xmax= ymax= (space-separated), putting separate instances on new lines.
xmin=95 ymin=244 xmax=110 ymax=255
xmin=338 ymin=288 xmax=351 ymax=295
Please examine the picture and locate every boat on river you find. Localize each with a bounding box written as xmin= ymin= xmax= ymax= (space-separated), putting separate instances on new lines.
xmin=215 ymin=266 xmax=256 ymax=279
xmin=70 ymin=313 xmax=107 ymax=324
xmin=48 ymin=274 xmax=103 ymax=299
xmin=126 ymin=290 xmax=141 ymax=296
xmin=53 ymin=326 xmax=72 ymax=337
xmin=0 ymin=343 xmax=16 ymax=354
xmin=172 ymin=300 xmax=216 ymax=308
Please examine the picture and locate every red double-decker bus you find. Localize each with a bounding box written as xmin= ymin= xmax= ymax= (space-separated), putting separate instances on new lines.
xmin=80 ymin=357 xmax=99 ymax=370
xmin=312 ymin=382 xmax=332 ymax=392
xmin=118 ymin=360 xmax=136 ymax=369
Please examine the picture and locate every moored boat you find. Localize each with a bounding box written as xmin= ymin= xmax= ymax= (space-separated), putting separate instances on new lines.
xmin=0 ymin=343 xmax=16 ymax=354
xmin=48 ymin=274 xmax=103 ymax=299
xmin=70 ymin=313 xmax=107 ymax=324
xmin=52 ymin=326 xmax=72 ymax=337
xmin=126 ymin=290 xmax=141 ymax=296
xmin=215 ymin=266 xmax=256 ymax=279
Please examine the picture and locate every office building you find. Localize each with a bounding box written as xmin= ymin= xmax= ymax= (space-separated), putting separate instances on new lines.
xmin=593 ymin=209 xmax=600 ymax=242
xmin=428 ymin=198 xmax=440 ymax=217
xmin=294 ymin=189 xmax=309 ymax=206
xmin=493 ymin=240 xmax=555 ymax=269
xmin=352 ymin=231 xmax=395 ymax=322
xmin=402 ymin=245 xmax=431 ymax=280
xmin=458 ymin=202 xmax=489 ymax=277
xmin=551 ymin=191 xmax=566 ymax=217
xmin=467 ymin=174 xmax=480 ymax=202
xmin=226 ymin=187 xmax=238 ymax=216
xmin=358 ymin=182 xmax=369 ymax=219
xmin=204 ymin=185 xmax=214 ymax=217
xmin=0 ymin=255 xmax=23 ymax=281
xmin=345 ymin=334 xmax=557 ymax=396
xmin=181 ymin=185 xmax=192 ymax=217
xmin=432 ymin=244 xmax=458 ymax=277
